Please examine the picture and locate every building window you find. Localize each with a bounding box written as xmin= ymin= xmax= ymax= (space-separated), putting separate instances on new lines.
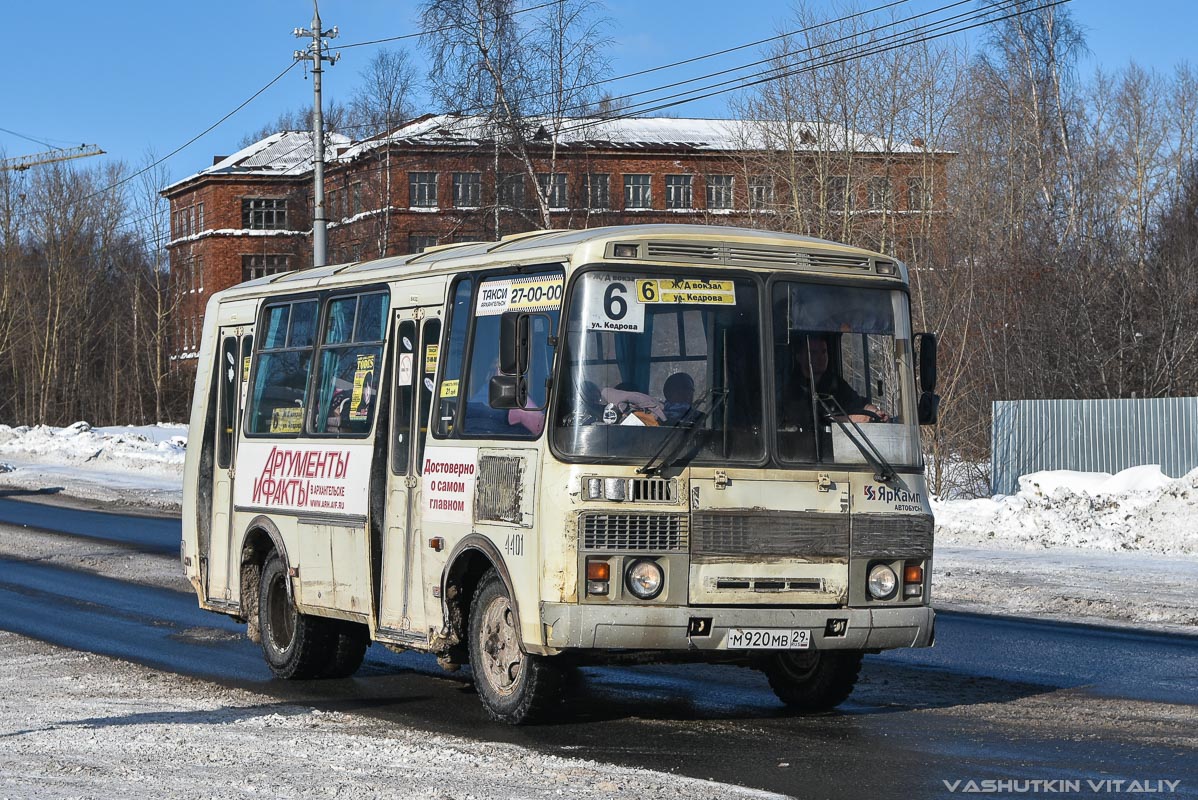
xmin=195 ymin=255 xmax=204 ymax=293
xmin=906 ymin=176 xmax=930 ymax=211
xmin=624 ymin=174 xmax=652 ymax=209
xmin=665 ymin=175 xmax=693 ymax=210
xmin=706 ymin=175 xmax=734 ymax=209
xmin=536 ymin=173 xmax=568 ymax=209
xmin=409 ymin=234 xmax=438 ymax=253
xmin=453 ymin=173 xmax=482 ymax=208
xmin=327 ymin=189 xmax=340 ymax=221
xmin=196 ymin=202 xmax=205 ymax=232
xmin=242 ymin=254 xmax=290 ymax=282
xmin=351 ymin=182 xmax=363 ymax=216
xmin=583 ymin=173 xmax=610 ymax=210
xmin=828 ymin=176 xmax=853 ymax=210
xmin=409 ymin=172 xmax=438 ymax=208
xmin=242 ymin=198 xmax=288 ymax=230
xmin=867 ymin=177 xmax=892 ymax=210
xmin=498 ymin=173 xmax=524 ymax=207
xmin=749 ymin=176 xmax=774 ymax=210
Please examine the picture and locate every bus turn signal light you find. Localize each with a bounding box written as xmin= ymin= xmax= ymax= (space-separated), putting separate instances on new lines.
xmin=904 ymin=564 xmax=923 ymax=584
xmin=587 ymin=561 xmax=610 ymax=581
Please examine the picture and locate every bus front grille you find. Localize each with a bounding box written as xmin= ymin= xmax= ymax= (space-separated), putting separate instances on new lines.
xmin=581 ymin=513 xmax=688 ymax=552
xmin=691 ymin=511 xmax=849 ymax=559
xmin=851 ymin=514 xmax=934 ymax=558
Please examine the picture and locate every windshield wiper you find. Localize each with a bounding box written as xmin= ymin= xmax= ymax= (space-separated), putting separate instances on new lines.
xmin=817 ymin=394 xmax=897 ymax=483
xmin=637 ymin=388 xmax=728 ymax=476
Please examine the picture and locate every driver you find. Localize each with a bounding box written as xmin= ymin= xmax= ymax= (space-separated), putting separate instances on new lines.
xmin=784 ymin=333 xmax=889 ymax=426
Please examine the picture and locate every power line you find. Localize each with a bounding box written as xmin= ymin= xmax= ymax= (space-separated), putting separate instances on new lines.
xmin=123 ymin=0 xmax=1063 ymax=243
xmin=0 ymin=126 xmax=61 ymax=150
xmin=83 ymin=61 xmax=301 ymax=204
xmin=336 ymin=0 xmax=566 ymax=49
xmin=557 ymin=0 xmax=1051 ymax=134
xmin=292 ymin=0 xmax=930 ymax=138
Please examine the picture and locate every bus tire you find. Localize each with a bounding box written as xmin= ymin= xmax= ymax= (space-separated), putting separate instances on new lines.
xmin=258 ymin=552 xmax=334 ymax=680
xmin=467 ymin=569 xmax=562 ymax=724
xmin=762 ymin=649 xmax=863 ymax=711
xmin=320 ymin=622 xmax=370 ymax=679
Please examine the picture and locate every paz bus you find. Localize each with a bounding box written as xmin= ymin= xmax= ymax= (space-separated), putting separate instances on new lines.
xmin=181 ymin=224 xmax=940 ymax=724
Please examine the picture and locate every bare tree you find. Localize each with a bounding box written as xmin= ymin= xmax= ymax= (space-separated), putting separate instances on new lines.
xmin=420 ymin=0 xmax=610 ymax=231
xmin=345 ymin=49 xmax=418 ymax=257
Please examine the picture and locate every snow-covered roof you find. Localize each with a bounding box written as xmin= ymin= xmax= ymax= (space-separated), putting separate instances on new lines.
xmin=163 ymin=130 xmax=351 ymax=192
xmin=166 ymin=114 xmax=942 ymax=192
xmin=340 ymin=114 xmax=936 ymax=159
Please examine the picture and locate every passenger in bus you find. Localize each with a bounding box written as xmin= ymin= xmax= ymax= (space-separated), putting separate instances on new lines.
xmin=598 ymin=385 xmax=665 ymax=425
xmin=783 ymin=334 xmax=889 ymax=426
xmin=662 ymin=372 xmax=696 ymax=425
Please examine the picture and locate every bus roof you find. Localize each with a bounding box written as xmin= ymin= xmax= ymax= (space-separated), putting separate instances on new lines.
xmin=215 ymin=224 xmax=906 ymax=303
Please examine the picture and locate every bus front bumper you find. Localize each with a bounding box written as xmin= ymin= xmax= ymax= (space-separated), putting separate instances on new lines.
xmin=540 ymin=603 xmax=934 ymax=652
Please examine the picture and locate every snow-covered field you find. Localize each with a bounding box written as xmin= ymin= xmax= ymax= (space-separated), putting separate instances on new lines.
xmin=0 ymin=422 xmax=186 ymax=509
xmin=935 ymin=465 xmax=1198 ymax=556
xmin=0 ymin=422 xmax=1194 ymax=632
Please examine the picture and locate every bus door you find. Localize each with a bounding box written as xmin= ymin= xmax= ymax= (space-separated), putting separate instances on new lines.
xmin=208 ymin=328 xmax=251 ymax=604
xmin=378 ymin=309 xmax=442 ymax=643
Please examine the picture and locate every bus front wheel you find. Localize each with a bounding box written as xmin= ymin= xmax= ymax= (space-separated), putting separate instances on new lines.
xmin=467 ymin=569 xmax=562 ymax=724
xmin=258 ymin=552 xmax=334 ymax=680
xmin=761 ymin=649 xmax=863 ymax=711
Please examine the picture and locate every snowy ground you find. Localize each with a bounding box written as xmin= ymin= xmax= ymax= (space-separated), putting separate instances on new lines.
xmin=0 ymin=632 xmax=781 ymax=800
xmin=0 ymin=422 xmax=186 ymax=511
xmin=0 ymin=422 xmax=1194 ymax=633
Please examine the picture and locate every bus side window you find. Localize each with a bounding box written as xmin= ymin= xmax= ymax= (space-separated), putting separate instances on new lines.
xmin=216 ymin=337 xmax=238 ymax=468
xmin=434 ymin=278 xmax=472 ymax=437
xmin=246 ymin=300 xmax=317 ymax=436
xmin=311 ymin=291 xmax=389 ymax=436
xmin=417 ymin=318 xmax=442 ymax=471
xmin=391 ymin=320 xmax=417 ymax=475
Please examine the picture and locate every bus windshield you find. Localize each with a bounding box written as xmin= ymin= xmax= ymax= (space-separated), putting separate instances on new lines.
xmin=552 ymin=270 xmax=765 ymax=464
xmin=773 ymin=282 xmax=920 ymax=467
xmin=552 ymin=268 xmax=920 ymax=468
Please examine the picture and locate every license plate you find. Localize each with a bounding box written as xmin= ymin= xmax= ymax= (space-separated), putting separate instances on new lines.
xmin=724 ymin=628 xmax=811 ymax=650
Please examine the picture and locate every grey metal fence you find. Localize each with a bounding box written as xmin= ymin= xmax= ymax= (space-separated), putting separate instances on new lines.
xmin=990 ymin=398 xmax=1198 ymax=495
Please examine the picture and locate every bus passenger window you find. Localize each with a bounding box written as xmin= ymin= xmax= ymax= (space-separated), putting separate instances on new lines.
xmin=417 ymin=318 xmax=441 ymax=471
xmin=246 ymin=299 xmax=318 ymax=435
xmin=216 ymin=337 xmax=238 ymax=468
xmin=312 ymin=291 xmax=389 ymax=436
xmin=460 ymin=272 xmax=561 ymax=438
xmin=434 ymin=278 xmax=472 ymax=437
xmin=391 ymin=320 xmax=417 ymax=475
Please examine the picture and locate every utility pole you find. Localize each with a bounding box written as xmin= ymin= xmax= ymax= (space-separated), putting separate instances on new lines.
xmin=294 ymin=2 xmax=339 ymax=268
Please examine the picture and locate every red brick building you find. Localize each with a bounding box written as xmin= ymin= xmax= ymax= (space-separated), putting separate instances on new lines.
xmin=162 ymin=114 xmax=949 ymax=362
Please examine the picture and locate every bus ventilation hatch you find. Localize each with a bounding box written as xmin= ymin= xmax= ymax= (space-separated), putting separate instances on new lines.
xmin=476 ymin=455 xmax=524 ymax=524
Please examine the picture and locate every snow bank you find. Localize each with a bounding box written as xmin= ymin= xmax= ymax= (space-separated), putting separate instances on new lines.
xmin=0 ymin=421 xmax=187 ymax=477
xmin=935 ymin=465 xmax=1198 ymax=556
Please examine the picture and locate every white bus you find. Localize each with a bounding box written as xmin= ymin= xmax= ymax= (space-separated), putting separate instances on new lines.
xmin=182 ymin=224 xmax=940 ymax=724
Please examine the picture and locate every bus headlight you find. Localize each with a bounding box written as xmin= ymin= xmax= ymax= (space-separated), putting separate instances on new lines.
xmin=625 ymin=559 xmax=664 ymax=600
xmin=867 ymin=564 xmax=897 ymax=600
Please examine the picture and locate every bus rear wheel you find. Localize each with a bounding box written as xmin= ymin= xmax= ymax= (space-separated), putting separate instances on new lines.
xmin=258 ymin=552 xmax=334 ymax=680
xmin=761 ymin=649 xmax=863 ymax=711
xmin=320 ymin=621 xmax=370 ymax=679
xmin=467 ymin=570 xmax=562 ymax=724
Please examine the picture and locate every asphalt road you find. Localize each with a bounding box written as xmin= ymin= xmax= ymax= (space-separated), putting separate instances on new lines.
xmin=0 ymin=496 xmax=1195 ymax=798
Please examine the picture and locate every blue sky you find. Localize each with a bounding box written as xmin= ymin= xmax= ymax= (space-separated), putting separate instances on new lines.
xmin=5 ymin=0 xmax=1194 ymax=188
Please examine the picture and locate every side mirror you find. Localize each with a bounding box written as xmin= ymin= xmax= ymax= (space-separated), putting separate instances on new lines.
xmin=499 ymin=312 xmax=530 ymax=376
xmin=489 ymin=374 xmax=526 ymax=409
xmin=915 ymin=332 xmax=938 ymax=394
xmin=918 ymin=391 xmax=940 ymax=426
xmin=914 ymin=332 xmax=939 ymax=425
